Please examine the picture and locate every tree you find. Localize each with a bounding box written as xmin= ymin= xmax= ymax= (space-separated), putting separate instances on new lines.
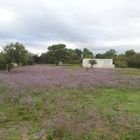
xmin=83 ymin=48 xmax=94 ymax=58
xmin=127 ymin=53 xmax=140 ymax=68
xmin=89 ymin=59 xmax=97 ymax=68
xmin=40 ymin=53 xmax=49 ymax=64
xmin=32 ymin=54 xmax=40 ymax=64
xmin=96 ymin=53 xmax=105 ymax=58
xmin=66 ymin=49 xmax=76 ymax=62
xmin=3 ymin=44 xmax=16 ymax=72
xmin=125 ymin=49 xmax=136 ymax=57
xmin=114 ymin=54 xmax=128 ymax=68
xmin=13 ymin=43 xmax=28 ymax=65
xmin=26 ymin=53 xmax=34 ymax=65
xmin=104 ymin=49 xmax=117 ymax=58
xmin=0 ymin=53 xmax=7 ymax=70
xmin=3 ymin=42 xmax=29 ymax=72
xmin=47 ymin=44 xmax=67 ymax=65
xmin=74 ymin=49 xmax=82 ymax=58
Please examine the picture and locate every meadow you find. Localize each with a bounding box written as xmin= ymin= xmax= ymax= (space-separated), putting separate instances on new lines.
xmin=0 ymin=65 xmax=140 ymax=140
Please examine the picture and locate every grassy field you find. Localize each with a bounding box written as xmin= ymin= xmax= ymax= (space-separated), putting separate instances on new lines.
xmin=0 ymin=66 xmax=140 ymax=140
xmin=116 ymin=68 xmax=140 ymax=77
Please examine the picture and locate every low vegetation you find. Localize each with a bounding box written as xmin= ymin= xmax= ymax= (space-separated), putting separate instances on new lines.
xmin=0 ymin=66 xmax=140 ymax=140
xmin=116 ymin=68 xmax=140 ymax=77
xmin=0 ymin=85 xmax=140 ymax=140
xmin=0 ymin=65 xmax=139 ymax=89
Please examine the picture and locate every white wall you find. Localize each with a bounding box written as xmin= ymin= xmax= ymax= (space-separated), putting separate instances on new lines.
xmin=82 ymin=58 xmax=115 ymax=68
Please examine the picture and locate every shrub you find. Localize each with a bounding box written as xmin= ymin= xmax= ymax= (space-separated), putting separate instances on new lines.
xmin=127 ymin=54 xmax=140 ymax=68
xmin=0 ymin=53 xmax=7 ymax=70
xmin=89 ymin=59 xmax=97 ymax=68
xmin=114 ymin=60 xmax=128 ymax=68
xmin=47 ymin=133 xmax=53 ymax=140
xmin=0 ymin=64 xmax=7 ymax=70
xmin=27 ymin=54 xmax=34 ymax=65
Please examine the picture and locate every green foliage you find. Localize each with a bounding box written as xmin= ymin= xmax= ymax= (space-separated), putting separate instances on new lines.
xmin=47 ymin=133 xmax=53 ymax=140
xmin=125 ymin=49 xmax=136 ymax=57
xmin=47 ymin=44 xmax=67 ymax=64
xmin=26 ymin=53 xmax=34 ymax=65
xmin=3 ymin=44 xmax=16 ymax=72
xmin=89 ymin=59 xmax=97 ymax=67
xmin=40 ymin=53 xmax=49 ymax=63
xmin=114 ymin=55 xmax=128 ymax=68
xmin=32 ymin=54 xmax=40 ymax=64
xmin=2 ymin=42 xmax=33 ymax=72
xmin=55 ymin=60 xmax=59 ymax=65
xmin=114 ymin=60 xmax=127 ymax=68
xmin=74 ymin=48 xmax=82 ymax=58
xmin=96 ymin=53 xmax=105 ymax=58
xmin=96 ymin=49 xmax=116 ymax=59
xmin=127 ymin=53 xmax=140 ymax=68
xmin=13 ymin=43 xmax=28 ymax=65
xmin=0 ymin=53 xmax=7 ymax=70
xmin=66 ymin=59 xmax=81 ymax=64
xmin=1 ymin=42 xmax=140 ymax=68
xmin=65 ymin=49 xmax=81 ymax=64
xmin=83 ymin=48 xmax=94 ymax=58
xmin=40 ymin=44 xmax=85 ymax=64
xmin=3 ymin=44 xmax=15 ymax=63
xmin=114 ymin=50 xmax=140 ymax=68
xmin=104 ymin=49 xmax=117 ymax=58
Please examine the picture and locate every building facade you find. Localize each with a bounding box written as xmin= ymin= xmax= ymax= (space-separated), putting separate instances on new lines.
xmin=82 ymin=58 xmax=115 ymax=68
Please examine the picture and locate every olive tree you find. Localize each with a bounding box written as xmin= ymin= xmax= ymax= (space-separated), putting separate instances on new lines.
xmin=89 ymin=59 xmax=97 ymax=68
xmin=3 ymin=42 xmax=29 ymax=72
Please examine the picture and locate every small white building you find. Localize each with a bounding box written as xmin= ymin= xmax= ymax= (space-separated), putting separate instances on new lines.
xmin=82 ymin=58 xmax=115 ymax=68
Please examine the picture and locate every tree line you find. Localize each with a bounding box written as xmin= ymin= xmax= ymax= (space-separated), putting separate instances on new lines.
xmin=0 ymin=42 xmax=140 ymax=72
xmin=0 ymin=43 xmax=94 ymax=71
xmin=96 ymin=49 xmax=140 ymax=68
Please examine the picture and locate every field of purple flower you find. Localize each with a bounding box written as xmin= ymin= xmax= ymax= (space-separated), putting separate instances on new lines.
xmin=0 ymin=65 xmax=139 ymax=89
xmin=0 ymin=65 xmax=140 ymax=140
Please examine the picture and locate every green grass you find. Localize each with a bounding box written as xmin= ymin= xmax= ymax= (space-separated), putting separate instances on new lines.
xmin=63 ymin=64 xmax=82 ymax=69
xmin=38 ymin=63 xmax=82 ymax=69
xmin=0 ymin=85 xmax=140 ymax=140
xmin=115 ymin=68 xmax=140 ymax=76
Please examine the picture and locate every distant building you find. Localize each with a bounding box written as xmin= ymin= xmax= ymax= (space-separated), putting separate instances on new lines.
xmin=82 ymin=58 xmax=115 ymax=68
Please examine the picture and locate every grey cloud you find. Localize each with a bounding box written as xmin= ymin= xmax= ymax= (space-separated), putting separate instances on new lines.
xmin=0 ymin=0 xmax=140 ymax=53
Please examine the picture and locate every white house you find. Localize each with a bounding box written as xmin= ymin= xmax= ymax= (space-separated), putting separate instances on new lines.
xmin=82 ymin=58 xmax=115 ymax=68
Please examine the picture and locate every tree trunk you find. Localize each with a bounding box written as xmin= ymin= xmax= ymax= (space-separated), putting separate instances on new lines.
xmin=7 ymin=63 xmax=12 ymax=72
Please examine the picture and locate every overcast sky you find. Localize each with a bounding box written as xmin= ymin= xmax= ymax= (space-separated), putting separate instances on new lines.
xmin=0 ymin=0 xmax=140 ymax=54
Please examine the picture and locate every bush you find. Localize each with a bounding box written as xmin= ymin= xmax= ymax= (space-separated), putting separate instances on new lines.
xmin=114 ymin=60 xmax=128 ymax=68
xmin=127 ymin=54 xmax=140 ymax=68
xmin=0 ymin=64 xmax=7 ymax=70
xmin=89 ymin=59 xmax=97 ymax=67
xmin=0 ymin=54 xmax=7 ymax=70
